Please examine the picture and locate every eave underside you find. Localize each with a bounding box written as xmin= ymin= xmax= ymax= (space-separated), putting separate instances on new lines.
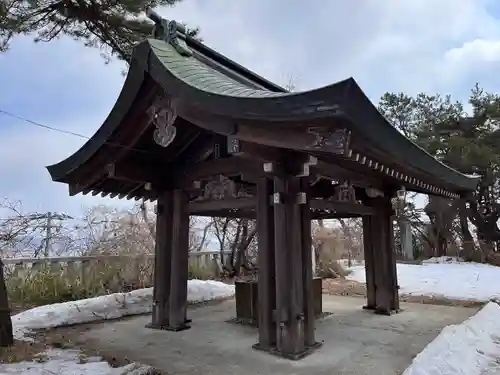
xmin=47 ymin=79 xmax=473 ymax=202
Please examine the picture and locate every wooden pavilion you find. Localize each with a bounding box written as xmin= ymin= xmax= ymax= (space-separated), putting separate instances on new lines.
xmin=46 ymin=12 xmax=479 ymax=360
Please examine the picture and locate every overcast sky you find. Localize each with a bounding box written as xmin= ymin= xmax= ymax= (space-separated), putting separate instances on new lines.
xmin=1 ymin=0 xmax=499 ymax=218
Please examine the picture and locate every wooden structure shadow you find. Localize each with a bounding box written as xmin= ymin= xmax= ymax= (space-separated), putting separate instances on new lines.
xmin=46 ymin=12 xmax=479 ymax=360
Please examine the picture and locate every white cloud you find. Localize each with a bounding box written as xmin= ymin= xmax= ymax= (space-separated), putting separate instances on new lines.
xmin=2 ymin=0 xmax=500 ymax=215
xmin=161 ymin=0 xmax=500 ymax=95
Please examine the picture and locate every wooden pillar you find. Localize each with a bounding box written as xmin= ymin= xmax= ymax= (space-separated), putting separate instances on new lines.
xmin=387 ymin=212 xmax=400 ymax=311
xmin=271 ymin=174 xmax=318 ymax=359
xmin=362 ymin=215 xmax=376 ymax=310
xmin=288 ymin=177 xmax=305 ymax=356
xmin=168 ymin=189 xmax=191 ymax=331
xmin=273 ymin=174 xmax=294 ymax=356
xmin=254 ymin=177 xmax=276 ymax=350
xmin=147 ymin=191 xmax=174 ymax=329
xmin=371 ymin=197 xmax=400 ymax=315
xmin=300 ymin=177 xmax=317 ymax=349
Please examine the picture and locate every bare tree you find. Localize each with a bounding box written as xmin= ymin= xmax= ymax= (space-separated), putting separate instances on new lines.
xmin=211 ymin=217 xmax=257 ymax=278
xmin=76 ymin=204 xmax=154 ymax=256
xmin=337 ymin=218 xmax=363 ymax=267
xmin=75 ymin=202 xmax=211 ymax=256
xmin=282 ymin=72 xmax=299 ymax=92
xmin=0 ymin=199 xmax=48 ymax=258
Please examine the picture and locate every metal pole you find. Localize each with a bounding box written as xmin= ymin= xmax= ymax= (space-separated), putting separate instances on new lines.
xmin=43 ymin=212 xmax=52 ymax=258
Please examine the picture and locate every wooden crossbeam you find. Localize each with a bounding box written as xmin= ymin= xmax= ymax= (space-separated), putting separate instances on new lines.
xmin=188 ymin=197 xmax=256 ymax=215
xmin=106 ymin=157 xmax=264 ymax=190
xmin=309 ymin=199 xmax=373 ymax=216
xmin=312 ymin=161 xmax=382 ymax=189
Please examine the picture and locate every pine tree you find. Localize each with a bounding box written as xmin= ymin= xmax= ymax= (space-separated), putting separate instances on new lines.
xmin=379 ymin=86 xmax=500 ymax=259
xmin=0 ymin=0 xmax=199 ymax=63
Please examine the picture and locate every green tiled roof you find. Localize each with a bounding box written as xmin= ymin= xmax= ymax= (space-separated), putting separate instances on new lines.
xmin=148 ymin=39 xmax=287 ymax=98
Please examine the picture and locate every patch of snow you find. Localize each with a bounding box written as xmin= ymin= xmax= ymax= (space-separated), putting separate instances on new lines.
xmin=12 ymin=279 xmax=235 ymax=341
xmin=0 ymin=349 xmax=152 ymax=374
xmin=403 ymin=301 xmax=500 ymax=375
xmin=347 ymin=262 xmax=500 ymax=302
xmin=421 ymin=256 xmax=463 ymax=264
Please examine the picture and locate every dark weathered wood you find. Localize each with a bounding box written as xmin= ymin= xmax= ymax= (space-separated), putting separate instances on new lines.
xmin=373 ymin=205 xmax=391 ymax=314
xmin=148 ymin=191 xmax=174 ymax=329
xmin=228 ymin=140 xmax=285 ymax=162
xmin=387 ymin=209 xmax=400 ymax=311
xmin=312 ymin=162 xmax=383 ymax=189
xmin=192 ymin=210 xmax=255 ymax=219
xmin=235 ymin=281 xmax=258 ymax=325
xmin=370 ymin=197 xmax=399 ymax=315
xmin=362 ymin=215 xmax=376 ymax=309
xmin=311 ymin=211 xmax=368 ymax=220
xmin=188 ymin=197 xmax=256 ymax=214
xmin=237 ymin=279 xmax=323 ymax=327
xmin=106 ymin=157 xmax=264 ymax=191
xmin=177 ymin=157 xmax=263 ymax=181
xmin=288 ymin=176 xmax=306 ymax=356
xmin=270 ymin=174 xmax=315 ymax=359
xmin=309 ymin=199 xmax=373 ymax=216
xmin=168 ymin=189 xmax=191 ymax=331
xmin=273 ymin=175 xmax=289 ymax=355
xmin=106 ymin=162 xmax=164 ymax=183
xmin=255 ymin=177 xmax=276 ymax=349
xmin=300 ymin=177 xmax=316 ymax=347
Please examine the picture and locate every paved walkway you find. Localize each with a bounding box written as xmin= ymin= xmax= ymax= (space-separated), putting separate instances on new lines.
xmin=82 ymin=295 xmax=478 ymax=375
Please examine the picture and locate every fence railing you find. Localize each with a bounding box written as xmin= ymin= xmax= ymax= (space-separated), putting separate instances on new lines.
xmin=3 ymin=251 xmax=232 ymax=290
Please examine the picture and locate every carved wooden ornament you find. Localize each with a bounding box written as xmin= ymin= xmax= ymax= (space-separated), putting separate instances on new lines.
xmin=148 ymin=95 xmax=178 ymax=148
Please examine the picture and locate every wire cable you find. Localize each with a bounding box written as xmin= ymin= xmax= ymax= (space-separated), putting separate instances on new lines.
xmin=0 ymin=108 xmax=155 ymax=155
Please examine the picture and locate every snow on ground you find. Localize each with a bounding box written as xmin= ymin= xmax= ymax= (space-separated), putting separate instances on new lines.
xmin=3 ymin=279 xmax=234 ymax=375
xmin=403 ymin=301 xmax=500 ymax=375
xmin=421 ymin=256 xmax=464 ymax=264
xmin=12 ymin=279 xmax=235 ymax=341
xmin=347 ymin=261 xmax=500 ymax=302
xmin=0 ymin=349 xmax=152 ymax=375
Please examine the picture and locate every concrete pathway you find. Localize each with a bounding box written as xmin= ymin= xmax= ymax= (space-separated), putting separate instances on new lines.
xmin=82 ymin=295 xmax=478 ymax=375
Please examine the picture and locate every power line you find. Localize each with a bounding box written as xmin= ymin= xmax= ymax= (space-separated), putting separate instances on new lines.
xmin=0 ymin=108 xmax=154 ymax=155
xmin=0 ymin=109 xmax=89 ymax=140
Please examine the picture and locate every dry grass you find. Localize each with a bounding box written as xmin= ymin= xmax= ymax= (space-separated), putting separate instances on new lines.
xmin=0 ymin=340 xmax=52 ymax=364
xmin=0 ymin=322 xmax=107 ymax=364
xmin=5 ymin=260 xmax=216 ymax=314
xmin=322 ymin=278 xmax=486 ymax=308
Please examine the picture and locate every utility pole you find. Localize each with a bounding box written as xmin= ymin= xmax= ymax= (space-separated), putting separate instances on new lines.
xmin=43 ymin=212 xmax=52 ymax=258
xmin=22 ymin=212 xmax=73 ymax=257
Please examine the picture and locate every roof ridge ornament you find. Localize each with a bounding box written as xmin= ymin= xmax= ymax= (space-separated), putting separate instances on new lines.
xmin=146 ymin=8 xmax=193 ymax=57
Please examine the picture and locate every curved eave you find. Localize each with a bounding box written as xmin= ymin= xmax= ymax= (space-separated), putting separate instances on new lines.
xmin=46 ymin=37 xmax=479 ymax=194
xmin=45 ymin=55 xmax=146 ymax=182
xmin=137 ymin=39 xmax=479 ymax=192
xmin=340 ymin=81 xmax=481 ymax=192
